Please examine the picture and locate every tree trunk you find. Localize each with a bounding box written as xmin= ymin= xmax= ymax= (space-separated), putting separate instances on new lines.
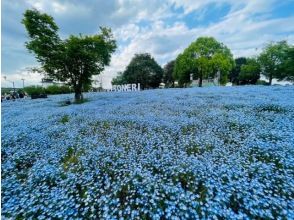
xmin=269 ymin=75 xmax=272 ymax=85
xmin=74 ymin=87 xmax=83 ymax=102
xmin=198 ymin=75 xmax=203 ymax=87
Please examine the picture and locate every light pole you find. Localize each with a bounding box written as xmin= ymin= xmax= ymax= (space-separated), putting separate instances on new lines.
xmin=21 ymin=78 xmax=25 ymax=88
xmin=3 ymin=76 xmax=15 ymax=93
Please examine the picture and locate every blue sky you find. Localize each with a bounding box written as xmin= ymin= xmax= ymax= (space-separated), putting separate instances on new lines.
xmin=1 ymin=0 xmax=294 ymax=88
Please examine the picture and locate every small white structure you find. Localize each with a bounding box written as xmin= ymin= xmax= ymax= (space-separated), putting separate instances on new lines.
xmin=109 ymin=83 xmax=141 ymax=92
xmin=159 ymin=83 xmax=165 ymax=89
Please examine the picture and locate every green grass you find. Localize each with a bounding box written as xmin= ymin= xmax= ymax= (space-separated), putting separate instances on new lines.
xmin=60 ymin=115 xmax=70 ymax=124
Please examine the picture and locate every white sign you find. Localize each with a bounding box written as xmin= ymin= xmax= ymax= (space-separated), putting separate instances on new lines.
xmin=109 ymin=83 xmax=141 ymax=92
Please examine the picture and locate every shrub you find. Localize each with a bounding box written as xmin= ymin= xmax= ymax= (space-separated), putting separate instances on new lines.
xmin=45 ymin=85 xmax=72 ymax=95
xmin=23 ymin=86 xmax=45 ymax=96
xmin=60 ymin=115 xmax=70 ymax=124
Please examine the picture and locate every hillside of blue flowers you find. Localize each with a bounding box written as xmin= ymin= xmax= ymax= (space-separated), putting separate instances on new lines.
xmin=2 ymin=86 xmax=294 ymax=219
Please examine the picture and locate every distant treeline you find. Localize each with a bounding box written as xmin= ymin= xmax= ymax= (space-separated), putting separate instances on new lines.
xmin=23 ymin=85 xmax=72 ymax=96
xmin=112 ymin=38 xmax=294 ymax=88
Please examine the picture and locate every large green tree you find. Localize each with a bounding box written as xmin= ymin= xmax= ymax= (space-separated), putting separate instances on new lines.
xmin=229 ymin=57 xmax=247 ymax=84
xmin=258 ymin=41 xmax=290 ymax=85
xmin=22 ymin=9 xmax=116 ymax=101
xmin=173 ymin=53 xmax=193 ymax=87
xmin=116 ymin=53 xmax=163 ymax=89
xmin=174 ymin=37 xmax=234 ymax=87
xmin=280 ymin=46 xmax=294 ymax=82
xmin=238 ymin=58 xmax=260 ymax=85
xmin=112 ymin=72 xmax=127 ymax=85
xmin=163 ymin=60 xmax=175 ymax=88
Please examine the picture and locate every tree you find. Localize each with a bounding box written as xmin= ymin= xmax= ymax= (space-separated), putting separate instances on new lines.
xmin=120 ymin=53 xmax=163 ymax=89
xmin=280 ymin=46 xmax=294 ymax=82
xmin=258 ymin=41 xmax=289 ymax=85
xmin=238 ymin=58 xmax=260 ymax=85
xmin=22 ymin=9 xmax=116 ymax=101
xmin=173 ymin=53 xmax=194 ymax=87
xmin=112 ymin=72 xmax=127 ymax=85
xmin=163 ymin=60 xmax=176 ymax=88
xmin=229 ymin=57 xmax=247 ymax=84
xmin=174 ymin=37 xmax=234 ymax=87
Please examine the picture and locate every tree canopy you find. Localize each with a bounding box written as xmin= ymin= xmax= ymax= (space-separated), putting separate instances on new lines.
xmin=111 ymin=72 xmax=128 ymax=85
xmin=258 ymin=41 xmax=290 ymax=85
xmin=163 ymin=60 xmax=176 ymax=88
xmin=174 ymin=37 xmax=234 ymax=87
xmin=112 ymin=53 xmax=163 ymax=89
xmin=280 ymin=46 xmax=294 ymax=82
xmin=229 ymin=57 xmax=247 ymax=84
xmin=22 ymin=9 xmax=116 ymax=100
xmin=238 ymin=58 xmax=260 ymax=85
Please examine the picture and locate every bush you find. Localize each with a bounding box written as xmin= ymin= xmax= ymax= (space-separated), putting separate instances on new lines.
xmin=24 ymin=85 xmax=72 ymax=96
xmin=45 ymin=85 xmax=72 ymax=95
xmin=23 ymin=86 xmax=45 ymax=96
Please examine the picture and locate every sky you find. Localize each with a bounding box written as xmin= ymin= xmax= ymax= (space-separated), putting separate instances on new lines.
xmin=1 ymin=0 xmax=294 ymax=88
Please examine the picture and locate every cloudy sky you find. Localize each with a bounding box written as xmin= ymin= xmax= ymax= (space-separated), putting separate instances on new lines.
xmin=2 ymin=0 xmax=294 ymax=88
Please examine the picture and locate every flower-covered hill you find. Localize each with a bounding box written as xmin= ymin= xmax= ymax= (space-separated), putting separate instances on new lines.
xmin=1 ymin=86 xmax=294 ymax=219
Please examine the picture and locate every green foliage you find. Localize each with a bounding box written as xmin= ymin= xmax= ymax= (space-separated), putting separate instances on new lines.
xmin=24 ymin=86 xmax=45 ymax=96
xmin=113 ymin=53 xmax=163 ymax=89
xmin=173 ymin=53 xmax=193 ymax=87
xmin=60 ymin=115 xmax=70 ymax=124
xmin=163 ymin=60 xmax=176 ymax=87
xmin=258 ymin=41 xmax=290 ymax=85
xmin=280 ymin=46 xmax=294 ymax=81
xmin=61 ymin=147 xmax=84 ymax=172
xmin=24 ymin=85 xmax=72 ymax=96
xmin=22 ymin=9 xmax=116 ymax=101
xmin=229 ymin=57 xmax=247 ymax=84
xmin=22 ymin=9 xmax=61 ymax=68
xmin=174 ymin=37 xmax=234 ymax=87
xmin=238 ymin=58 xmax=260 ymax=85
xmin=1 ymin=88 xmax=14 ymax=95
xmin=45 ymin=85 xmax=72 ymax=94
xmin=112 ymin=72 xmax=128 ymax=85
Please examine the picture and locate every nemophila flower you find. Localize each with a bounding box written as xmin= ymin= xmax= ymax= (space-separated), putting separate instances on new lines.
xmin=1 ymin=86 xmax=294 ymax=219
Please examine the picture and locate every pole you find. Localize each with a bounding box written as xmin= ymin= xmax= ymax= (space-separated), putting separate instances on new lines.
xmin=21 ymin=79 xmax=25 ymax=88
xmin=3 ymin=76 xmax=15 ymax=92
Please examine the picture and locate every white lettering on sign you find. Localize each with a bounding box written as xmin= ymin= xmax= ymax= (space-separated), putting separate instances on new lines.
xmin=110 ymin=83 xmax=141 ymax=92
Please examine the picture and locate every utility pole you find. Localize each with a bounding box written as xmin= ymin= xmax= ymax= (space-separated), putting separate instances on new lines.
xmin=21 ymin=78 xmax=25 ymax=88
xmin=3 ymin=76 xmax=15 ymax=92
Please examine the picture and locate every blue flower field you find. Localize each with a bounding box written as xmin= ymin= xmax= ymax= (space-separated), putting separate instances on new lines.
xmin=1 ymin=86 xmax=294 ymax=219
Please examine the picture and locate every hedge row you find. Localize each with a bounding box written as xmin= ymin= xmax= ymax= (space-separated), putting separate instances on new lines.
xmin=24 ymin=85 xmax=72 ymax=96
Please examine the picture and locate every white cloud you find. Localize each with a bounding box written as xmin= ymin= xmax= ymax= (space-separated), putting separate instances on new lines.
xmin=1 ymin=69 xmax=43 ymax=88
